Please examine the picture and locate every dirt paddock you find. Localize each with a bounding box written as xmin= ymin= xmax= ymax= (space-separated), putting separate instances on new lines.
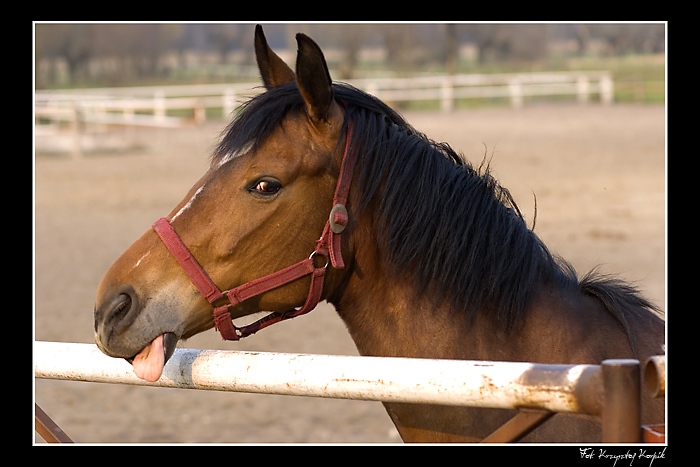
xmin=34 ymin=103 xmax=665 ymax=443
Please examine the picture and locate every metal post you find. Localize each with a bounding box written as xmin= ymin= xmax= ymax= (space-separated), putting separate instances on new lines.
xmin=645 ymin=355 xmax=666 ymax=398
xmin=481 ymin=408 xmax=554 ymax=443
xmin=601 ymin=359 xmax=641 ymax=442
xmin=35 ymin=404 xmax=73 ymax=443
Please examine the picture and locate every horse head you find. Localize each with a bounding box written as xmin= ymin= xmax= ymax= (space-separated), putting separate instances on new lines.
xmin=94 ymin=26 xmax=350 ymax=381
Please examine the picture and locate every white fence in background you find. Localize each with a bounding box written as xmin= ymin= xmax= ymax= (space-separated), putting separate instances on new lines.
xmin=34 ymin=71 xmax=613 ymax=158
xmin=353 ymin=70 xmax=613 ymax=111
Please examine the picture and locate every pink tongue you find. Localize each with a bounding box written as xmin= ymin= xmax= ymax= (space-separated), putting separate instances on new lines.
xmin=132 ymin=334 xmax=165 ymax=382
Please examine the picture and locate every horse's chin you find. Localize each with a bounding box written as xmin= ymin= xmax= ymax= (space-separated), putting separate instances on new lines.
xmin=126 ymin=332 xmax=178 ymax=382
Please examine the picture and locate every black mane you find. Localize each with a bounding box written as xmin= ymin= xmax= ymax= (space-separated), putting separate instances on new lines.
xmin=214 ymin=82 xmax=658 ymax=333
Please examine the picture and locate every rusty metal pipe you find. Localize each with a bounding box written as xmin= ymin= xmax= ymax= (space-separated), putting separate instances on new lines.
xmin=645 ymin=355 xmax=666 ymax=398
xmin=601 ymin=359 xmax=641 ymax=443
xmin=35 ymin=341 xmax=603 ymax=415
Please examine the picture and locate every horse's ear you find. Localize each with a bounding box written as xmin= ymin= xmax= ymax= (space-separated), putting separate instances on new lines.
xmin=295 ymin=33 xmax=334 ymax=124
xmin=254 ymin=24 xmax=295 ymax=89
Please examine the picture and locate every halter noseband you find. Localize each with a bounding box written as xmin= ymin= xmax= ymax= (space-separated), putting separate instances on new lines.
xmin=151 ymin=119 xmax=356 ymax=341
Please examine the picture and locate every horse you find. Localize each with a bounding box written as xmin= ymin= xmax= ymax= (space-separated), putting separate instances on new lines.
xmin=94 ymin=25 xmax=665 ymax=442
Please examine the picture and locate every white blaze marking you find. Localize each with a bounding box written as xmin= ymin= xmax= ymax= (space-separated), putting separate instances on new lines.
xmin=172 ymin=142 xmax=250 ymax=223
xmin=129 ymin=251 xmax=151 ymax=273
xmin=171 ymin=184 xmax=206 ymax=222
xmin=214 ymin=142 xmax=253 ymax=170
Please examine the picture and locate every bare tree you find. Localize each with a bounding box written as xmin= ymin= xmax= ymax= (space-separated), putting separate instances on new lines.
xmin=313 ymin=24 xmax=373 ymax=80
xmin=380 ymin=24 xmax=416 ymax=70
xmin=445 ymin=24 xmax=458 ymax=75
xmin=468 ymin=24 xmax=549 ymax=64
xmin=209 ymin=24 xmax=243 ymax=64
xmin=36 ymin=24 xmax=95 ymax=85
xmin=590 ymin=24 xmax=665 ymax=55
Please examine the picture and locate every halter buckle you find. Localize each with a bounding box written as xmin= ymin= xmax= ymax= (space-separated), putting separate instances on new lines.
xmin=329 ymin=203 xmax=349 ymax=234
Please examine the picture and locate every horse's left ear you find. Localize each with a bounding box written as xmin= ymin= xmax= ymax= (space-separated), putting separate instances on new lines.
xmin=295 ymin=33 xmax=335 ymax=124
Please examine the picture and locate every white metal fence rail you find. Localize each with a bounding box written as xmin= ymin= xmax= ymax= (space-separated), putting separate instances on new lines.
xmin=34 ymin=341 xmax=665 ymax=443
xmin=34 ymin=341 xmax=601 ymax=414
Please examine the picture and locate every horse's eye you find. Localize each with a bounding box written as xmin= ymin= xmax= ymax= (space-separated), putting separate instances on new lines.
xmin=251 ymin=179 xmax=282 ymax=196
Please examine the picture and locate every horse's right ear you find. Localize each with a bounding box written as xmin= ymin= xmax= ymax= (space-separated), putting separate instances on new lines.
xmin=254 ymin=24 xmax=295 ymax=89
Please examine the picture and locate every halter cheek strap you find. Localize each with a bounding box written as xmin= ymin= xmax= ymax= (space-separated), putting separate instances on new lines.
xmin=151 ymin=119 xmax=355 ymax=341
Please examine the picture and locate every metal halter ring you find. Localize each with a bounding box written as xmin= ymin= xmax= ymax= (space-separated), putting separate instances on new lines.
xmin=309 ymin=251 xmax=330 ymax=269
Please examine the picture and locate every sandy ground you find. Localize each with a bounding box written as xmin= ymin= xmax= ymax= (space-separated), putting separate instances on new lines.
xmin=34 ymin=103 xmax=665 ymax=443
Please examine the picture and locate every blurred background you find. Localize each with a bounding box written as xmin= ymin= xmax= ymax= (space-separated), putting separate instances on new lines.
xmin=35 ymin=23 xmax=665 ymax=101
xmin=34 ymin=23 xmax=666 ymax=443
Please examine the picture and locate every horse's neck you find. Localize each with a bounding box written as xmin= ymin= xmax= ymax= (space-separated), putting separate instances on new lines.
xmin=330 ymin=257 xmax=656 ymax=443
xmin=331 ymin=247 xmax=509 ymax=361
xmin=333 ymin=279 xmax=467 ymax=359
xmin=329 ymin=234 xmax=661 ymax=442
xmin=332 ymin=266 xmax=636 ymax=365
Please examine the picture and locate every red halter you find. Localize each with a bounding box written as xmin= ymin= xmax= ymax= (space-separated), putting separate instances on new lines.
xmin=152 ymin=119 xmax=356 ymax=341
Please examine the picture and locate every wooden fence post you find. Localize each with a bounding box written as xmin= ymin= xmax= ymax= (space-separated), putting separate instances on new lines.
xmin=600 ymin=74 xmax=614 ymax=105
xmin=224 ymin=88 xmax=235 ymax=119
xmin=441 ymin=75 xmax=454 ymax=112
xmin=194 ymin=99 xmax=206 ymax=125
xmin=154 ymin=90 xmax=166 ymax=122
xmin=509 ymin=77 xmax=523 ymax=109
xmin=71 ymin=101 xmax=82 ymax=160
xmin=577 ymin=76 xmax=590 ymax=104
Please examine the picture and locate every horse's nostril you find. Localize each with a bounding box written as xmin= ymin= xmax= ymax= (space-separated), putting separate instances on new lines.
xmin=107 ymin=292 xmax=135 ymax=328
xmin=111 ymin=294 xmax=132 ymax=322
xmin=95 ymin=287 xmax=139 ymax=332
